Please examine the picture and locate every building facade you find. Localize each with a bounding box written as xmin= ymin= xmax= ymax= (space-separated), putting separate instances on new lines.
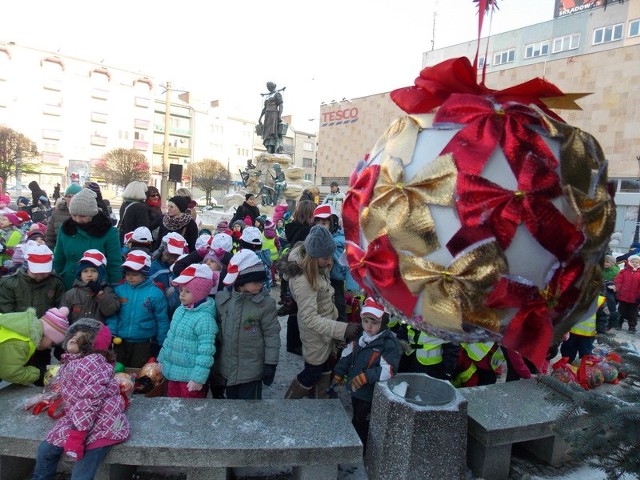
xmin=0 ymin=42 xmax=314 ymax=200
xmin=315 ymin=1 xmax=640 ymax=247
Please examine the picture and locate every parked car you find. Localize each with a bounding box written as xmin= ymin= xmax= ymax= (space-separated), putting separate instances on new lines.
xmin=197 ymin=196 xmax=218 ymax=207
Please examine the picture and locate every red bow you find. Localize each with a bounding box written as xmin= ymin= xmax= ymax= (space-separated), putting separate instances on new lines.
xmin=456 ymin=155 xmax=584 ymax=260
xmin=390 ymin=57 xmax=566 ymax=121
xmin=342 ymin=165 xmax=380 ymax=244
xmin=487 ymin=258 xmax=586 ymax=369
xmin=435 ymin=94 xmax=558 ymax=176
xmin=486 ymin=278 xmax=552 ymax=370
xmin=345 ymin=236 xmax=416 ymax=316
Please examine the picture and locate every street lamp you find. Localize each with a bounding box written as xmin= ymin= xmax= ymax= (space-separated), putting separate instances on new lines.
xmin=159 ymin=82 xmax=189 ymax=200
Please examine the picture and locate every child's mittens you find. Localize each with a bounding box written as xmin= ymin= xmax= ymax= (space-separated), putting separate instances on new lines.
xmin=86 ymin=280 xmax=103 ymax=295
xmin=262 ymin=364 xmax=277 ymax=386
xmin=186 ymin=380 xmax=203 ymax=392
xmin=64 ymin=429 xmax=88 ymax=461
xmin=351 ymin=373 xmax=368 ymax=391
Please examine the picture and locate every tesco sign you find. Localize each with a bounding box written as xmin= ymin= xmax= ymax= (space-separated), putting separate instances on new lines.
xmin=321 ymin=107 xmax=359 ymax=126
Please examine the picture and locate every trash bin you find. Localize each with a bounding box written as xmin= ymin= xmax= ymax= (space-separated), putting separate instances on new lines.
xmin=365 ymin=373 xmax=468 ymax=480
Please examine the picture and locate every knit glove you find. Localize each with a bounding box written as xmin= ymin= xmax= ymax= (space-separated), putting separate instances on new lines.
xmin=86 ymin=280 xmax=103 ymax=295
xmin=344 ymin=323 xmax=362 ymax=342
xmin=64 ymin=429 xmax=88 ymax=461
xmin=262 ymin=364 xmax=277 ymax=386
xmin=351 ymin=373 xmax=368 ymax=391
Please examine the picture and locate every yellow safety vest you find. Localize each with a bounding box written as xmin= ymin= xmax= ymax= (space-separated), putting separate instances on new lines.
xmin=407 ymin=326 xmax=445 ymax=365
xmin=453 ymin=342 xmax=504 ymax=387
xmin=570 ymin=295 xmax=605 ymax=337
xmin=0 ymin=325 xmax=36 ymax=359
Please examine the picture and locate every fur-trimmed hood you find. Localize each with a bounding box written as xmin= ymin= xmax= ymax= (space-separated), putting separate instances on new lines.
xmin=275 ymin=243 xmax=305 ymax=280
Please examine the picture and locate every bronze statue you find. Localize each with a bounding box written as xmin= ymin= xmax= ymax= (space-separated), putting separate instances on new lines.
xmin=258 ymin=82 xmax=285 ymax=154
xmin=270 ymin=163 xmax=287 ymax=204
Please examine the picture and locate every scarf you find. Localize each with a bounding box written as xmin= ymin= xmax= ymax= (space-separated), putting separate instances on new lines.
xmin=146 ymin=198 xmax=162 ymax=209
xmin=162 ymin=212 xmax=192 ymax=231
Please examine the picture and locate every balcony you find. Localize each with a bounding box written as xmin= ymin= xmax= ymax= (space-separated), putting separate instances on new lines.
xmin=42 ymin=129 xmax=62 ymax=140
xmin=154 ymin=124 xmax=192 ymax=136
xmin=42 ymin=152 xmax=61 ymax=165
xmin=91 ymin=88 xmax=108 ymax=100
xmin=152 ymin=144 xmax=191 ymax=157
xmin=135 ymin=96 xmax=151 ymax=108
xmin=134 ymin=118 xmax=150 ymax=129
xmin=43 ymin=104 xmax=62 ymax=116
xmin=91 ymin=112 xmax=108 ymax=123
xmin=91 ymin=135 xmax=107 ymax=147
xmin=43 ymin=79 xmax=62 ymax=91
xmin=134 ymin=140 xmax=149 ymax=151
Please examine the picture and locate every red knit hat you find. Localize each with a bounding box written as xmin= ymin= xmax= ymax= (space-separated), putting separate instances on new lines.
xmin=15 ymin=211 xmax=31 ymax=223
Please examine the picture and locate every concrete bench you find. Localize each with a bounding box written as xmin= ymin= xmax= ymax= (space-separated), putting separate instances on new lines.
xmin=0 ymin=384 xmax=362 ymax=480
xmin=459 ymin=378 xmax=573 ymax=480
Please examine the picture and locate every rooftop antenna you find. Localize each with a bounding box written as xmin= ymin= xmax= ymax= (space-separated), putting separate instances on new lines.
xmin=431 ymin=1 xmax=438 ymax=50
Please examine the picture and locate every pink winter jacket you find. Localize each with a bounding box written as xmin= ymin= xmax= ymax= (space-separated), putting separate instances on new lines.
xmin=46 ymin=353 xmax=129 ymax=449
xmin=614 ymin=263 xmax=640 ymax=303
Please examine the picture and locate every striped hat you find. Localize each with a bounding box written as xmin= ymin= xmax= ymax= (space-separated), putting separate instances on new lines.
xmin=25 ymin=244 xmax=54 ymax=273
xmin=223 ymin=249 xmax=266 ymax=286
xmin=122 ymin=250 xmax=151 ymax=272
xmin=162 ymin=232 xmax=187 ymax=255
xmin=361 ymin=298 xmax=386 ymax=320
xmin=40 ymin=307 xmax=70 ymax=345
xmin=79 ymin=249 xmax=107 ymax=267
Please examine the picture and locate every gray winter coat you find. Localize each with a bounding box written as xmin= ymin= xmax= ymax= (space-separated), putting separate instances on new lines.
xmin=45 ymin=199 xmax=71 ymax=249
xmin=60 ymin=279 xmax=121 ymax=324
xmin=215 ymin=288 xmax=280 ymax=386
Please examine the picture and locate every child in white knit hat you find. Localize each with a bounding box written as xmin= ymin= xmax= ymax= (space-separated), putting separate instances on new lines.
xmin=214 ymin=250 xmax=281 ymax=399
xmin=158 ymin=263 xmax=217 ymax=398
xmin=105 ymin=250 xmax=169 ymax=368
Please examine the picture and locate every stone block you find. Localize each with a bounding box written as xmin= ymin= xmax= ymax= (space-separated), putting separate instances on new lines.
xmin=365 ymin=373 xmax=468 ymax=480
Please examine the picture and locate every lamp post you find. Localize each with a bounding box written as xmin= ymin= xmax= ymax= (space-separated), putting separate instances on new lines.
xmin=159 ymin=82 xmax=189 ymax=200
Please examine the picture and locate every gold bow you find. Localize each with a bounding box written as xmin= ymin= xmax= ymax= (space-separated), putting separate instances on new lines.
xmin=564 ymin=184 xmax=615 ymax=252
xmin=536 ymin=106 xmax=607 ymax=193
xmin=399 ymin=241 xmax=507 ymax=332
xmin=361 ymin=153 xmax=457 ymax=256
xmin=369 ymin=115 xmax=424 ymax=166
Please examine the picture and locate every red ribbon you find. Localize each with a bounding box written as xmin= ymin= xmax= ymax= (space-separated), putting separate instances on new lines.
xmin=345 ymin=236 xmax=417 ymax=317
xmin=456 ymin=155 xmax=584 ymax=260
xmin=342 ymin=164 xmax=380 ymax=245
xmin=390 ymin=57 xmax=566 ymax=121
xmin=435 ymin=94 xmax=558 ymax=176
xmin=486 ymin=278 xmax=552 ymax=369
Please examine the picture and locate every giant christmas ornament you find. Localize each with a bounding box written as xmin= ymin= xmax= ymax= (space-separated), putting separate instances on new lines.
xmin=342 ymin=57 xmax=615 ymax=368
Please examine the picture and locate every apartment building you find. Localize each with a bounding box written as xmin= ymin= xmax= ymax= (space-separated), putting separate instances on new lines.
xmin=0 ymin=42 xmax=312 ymax=198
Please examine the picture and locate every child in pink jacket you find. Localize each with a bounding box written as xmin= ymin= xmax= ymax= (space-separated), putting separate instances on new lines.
xmin=32 ymin=318 xmax=129 ymax=479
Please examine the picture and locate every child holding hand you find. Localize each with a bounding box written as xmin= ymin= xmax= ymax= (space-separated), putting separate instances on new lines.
xmin=32 ymin=318 xmax=129 ymax=480
xmin=60 ymin=249 xmax=120 ymax=324
xmin=158 ymin=264 xmax=217 ymax=398
xmin=333 ymin=298 xmax=402 ymax=452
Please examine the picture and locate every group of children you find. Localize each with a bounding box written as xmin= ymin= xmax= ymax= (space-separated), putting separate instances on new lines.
xmin=7 ymin=189 xmax=640 ymax=478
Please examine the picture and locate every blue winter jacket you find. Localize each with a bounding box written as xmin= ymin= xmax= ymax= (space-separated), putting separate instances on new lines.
xmin=330 ymin=229 xmax=347 ymax=281
xmin=158 ymin=298 xmax=217 ymax=384
xmin=106 ymin=279 xmax=169 ymax=345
